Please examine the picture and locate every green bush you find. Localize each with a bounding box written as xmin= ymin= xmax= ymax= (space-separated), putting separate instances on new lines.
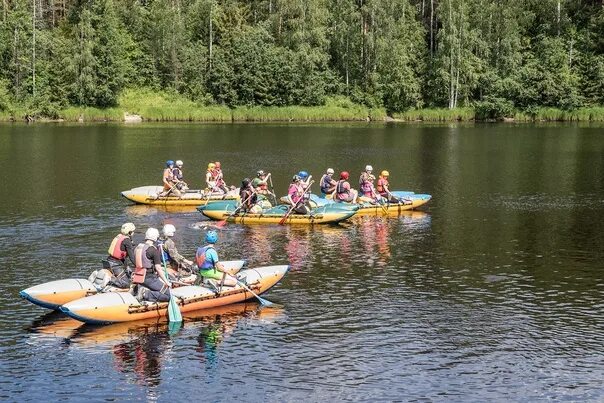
xmin=475 ymin=97 xmax=515 ymax=120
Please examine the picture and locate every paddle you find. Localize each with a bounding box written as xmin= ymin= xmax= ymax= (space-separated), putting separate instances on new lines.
xmin=233 ymin=276 xmax=275 ymax=306
xmin=371 ymin=186 xmax=389 ymax=215
xmin=215 ymin=188 xmax=257 ymax=227
xmin=159 ymin=244 xmax=182 ymax=323
xmin=279 ymin=180 xmax=314 ymax=225
xmin=268 ymin=174 xmax=278 ymax=205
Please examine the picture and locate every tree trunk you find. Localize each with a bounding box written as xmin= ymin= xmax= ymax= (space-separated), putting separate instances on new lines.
xmin=32 ymin=0 xmax=37 ymax=99
xmin=208 ymin=2 xmax=213 ymax=71
xmin=430 ymin=0 xmax=434 ymax=56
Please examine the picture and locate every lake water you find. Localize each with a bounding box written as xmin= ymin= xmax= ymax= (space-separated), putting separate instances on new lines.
xmin=0 ymin=123 xmax=603 ymax=401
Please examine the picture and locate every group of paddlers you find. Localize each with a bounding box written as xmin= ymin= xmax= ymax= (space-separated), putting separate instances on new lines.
xmin=157 ymin=159 xmax=406 ymax=214
xmin=102 ymin=223 xmax=237 ymax=303
xmin=159 ymin=160 xmax=231 ymax=198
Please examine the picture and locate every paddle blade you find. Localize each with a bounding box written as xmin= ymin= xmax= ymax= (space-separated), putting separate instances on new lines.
xmin=168 ymin=296 xmax=182 ymax=322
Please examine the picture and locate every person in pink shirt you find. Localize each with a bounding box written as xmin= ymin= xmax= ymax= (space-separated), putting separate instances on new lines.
xmin=286 ymin=175 xmax=310 ymax=214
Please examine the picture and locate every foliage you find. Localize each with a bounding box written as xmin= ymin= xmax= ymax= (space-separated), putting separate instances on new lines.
xmin=1 ymin=0 xmax=604 ymax=119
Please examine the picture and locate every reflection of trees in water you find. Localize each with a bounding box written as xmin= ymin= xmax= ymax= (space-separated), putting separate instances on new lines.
xmin=112 ymin=324 xmax=170 ymax=388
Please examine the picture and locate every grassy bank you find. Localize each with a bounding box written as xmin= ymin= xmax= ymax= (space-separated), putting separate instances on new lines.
xmin=393 ymin=106 xmax=604 ymax=122
xmin=3 ymin=89 xmax=604 ymax=123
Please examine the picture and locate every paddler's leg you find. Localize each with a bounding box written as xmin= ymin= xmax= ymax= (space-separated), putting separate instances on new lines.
xmin=141 ymin=275 xmax=170 ymax=302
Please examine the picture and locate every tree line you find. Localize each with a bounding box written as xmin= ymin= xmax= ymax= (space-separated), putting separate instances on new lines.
xmin=1 ymin=0 xmax=603 ymax=118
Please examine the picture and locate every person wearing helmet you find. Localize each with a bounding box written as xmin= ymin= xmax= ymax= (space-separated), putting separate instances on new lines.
xmin=214 ymin=161 xmax=229 ymax=193
xmin=195 ymin=231 xmax=237 ymax=288
xmin=297 ymin=170 xmax=312 ymax=190
xmin=104 ymin=223 xmax=137 ymax=289
xmin=334 ymin=171 xmax=358 ymax=203
xmin=159 ymin=160 xmax=181 ymax=198
xmin=239 ymin=178 xmax=261 ymax=213
xmin=157 ymin=224 xmax=194 ymax=273
xmin=287 ymin=175 xmax=311 ymax=214
xmin=132 ymin=228 xmax=171 ymax=302
xmin=359 ymin=165 xmax=377 ymax=198
xmin=319 ymin=168 xmax=337 ymax=196
xmin=251 ymin=170 xmax=272 ymax=195
xmin=172 ymin=160 xmax=189 ymax=192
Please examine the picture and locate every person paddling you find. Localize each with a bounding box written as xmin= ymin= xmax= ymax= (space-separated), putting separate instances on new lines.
xmin=214 ymin=161 xmax=229 ymax=193
xmin=359 ymin=165 xmax=377 ymax=198
xmin=160 ymin=160 xmax=181 ymax=197
xmin=239 ymin=178 xmax=261 ymax=213
xmin=333 ymin=171 xmax=358 ymax=203
xmin=157 ymin=224 xmax=194 ymax=273
xmin=196 ymin=231 xmax=237 ymax=288
xmin=133 ymin=228 xmax=172 ymax=303
xmin=105 ymin=223 xmax=136 ymax=289
xmin=252 ymin=170 xmax=272 ymax=195
xmin=319 ymin=168 xmax=337 ymax=196
xmin=287 ymin=175 xmax=311 ymax=214
xmin=297 ymin=170 xmax=312 ymax=191
xmin=172 ymin=160 xmax=189 ymax=191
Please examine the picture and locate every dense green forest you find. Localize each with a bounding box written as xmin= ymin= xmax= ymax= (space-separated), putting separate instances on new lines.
xmin=1 ymin=0 xmax=604 ymax=121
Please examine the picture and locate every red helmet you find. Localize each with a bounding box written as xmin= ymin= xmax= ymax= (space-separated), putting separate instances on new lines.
xmin=215 ymin=161 xmax=221 ymax=168
xmin=340 ymin=171 xmax=349 ymax=180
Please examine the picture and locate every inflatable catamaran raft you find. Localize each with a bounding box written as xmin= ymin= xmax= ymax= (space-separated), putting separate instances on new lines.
xmin=121 ymin=186 xmax=239 ymax=206
xmin=20 ymin=260 xmax=246 ymax=310
xmin=60 ymin=265 xmax=289 ymax=324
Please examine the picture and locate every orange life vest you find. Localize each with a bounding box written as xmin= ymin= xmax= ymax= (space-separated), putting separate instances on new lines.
xmin=108 ymin=234 xmax=127 ymax=260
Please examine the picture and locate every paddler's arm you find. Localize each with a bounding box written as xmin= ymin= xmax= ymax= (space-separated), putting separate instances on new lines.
xmin=151 ymin=247 xmax=171 ymax=286
xmin=124 ymin=237 xmax=136 ymax=267
xmin=166 ymin=239 xmax=193 ymax=267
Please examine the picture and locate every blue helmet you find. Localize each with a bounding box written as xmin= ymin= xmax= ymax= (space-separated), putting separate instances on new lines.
xmin=166 ymin=160 xmax=175 ymax=167
xmin=298 ymin=170 xmax=309 ymax=179
xmin=205 ymin=230 xmax=218 ymax=244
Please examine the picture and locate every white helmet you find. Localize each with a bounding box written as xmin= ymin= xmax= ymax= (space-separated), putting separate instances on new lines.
xmin=175 ymin=160 xmax=183 ymax=168
xmin=365 ymin=165 xmax=373 ymax=171
xmin=162 ymin=224 xmax=176 ymax=237
xmin=145 ymin=227 xmax=160 ymax=242
xmin=121 ymin=222 xmax=135 ymax=235
xmin=326 ymin=168 xmax=334 ymax=175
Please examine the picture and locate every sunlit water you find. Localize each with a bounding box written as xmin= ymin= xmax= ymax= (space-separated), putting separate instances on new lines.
xmin=0 ymin=123 xmax=603 ymax=401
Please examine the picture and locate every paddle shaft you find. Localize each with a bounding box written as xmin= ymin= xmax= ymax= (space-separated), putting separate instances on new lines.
xmin=280 ymin=180 xmax=314 ymax=225
xmin=217 ymin=188 xmax=257 ymax=226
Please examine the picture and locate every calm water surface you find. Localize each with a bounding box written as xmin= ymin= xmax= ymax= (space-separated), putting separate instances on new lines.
xmin=0 ymin=123 xmax=603 ymax=401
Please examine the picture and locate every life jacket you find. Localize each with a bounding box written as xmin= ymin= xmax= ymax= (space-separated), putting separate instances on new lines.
xmin=359 ymin=173 xmax=374 ymax=194
xmin=163 ymin=168 xmax=174 ymax=183
xmin=288 ymin=183 xmax=304 ymax=204
xmin=133 ymin=243 xmax=153 ymax=284
xmin=195 ymin=245 xmax=215 ymax=270
xmin=156 ymin=239 xmax=171 ymax=263
xmin=336 ymin=180 xmax=349 ymax=195
xmin=215 ymin=169 xmax=226 ymax=186
xmin=376 ymin=177 xmax=388 ymax=194
xmin=172 ymin=168 xmax=183 ymax=181
xmin=320 ymin=175 xmax=332 ymax=193
xmin=108 ymin=234 xmax=127 ymax=260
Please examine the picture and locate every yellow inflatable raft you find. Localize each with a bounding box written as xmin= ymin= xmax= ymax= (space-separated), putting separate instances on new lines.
xmin=121 ymin=185 xmax=239 ymax=206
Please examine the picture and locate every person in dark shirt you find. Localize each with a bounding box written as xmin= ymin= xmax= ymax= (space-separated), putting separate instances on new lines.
xmin=133 ymin=228 xmax=171 ymax=303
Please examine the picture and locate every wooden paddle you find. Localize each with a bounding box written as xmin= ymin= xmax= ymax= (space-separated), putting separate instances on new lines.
xmin=279 ymin=180 xmax=314 ymax=225
xmin=159 ymin=244 xmax=182 ymax=323
xmin=215 ymin=188 xmax=257 ymax=227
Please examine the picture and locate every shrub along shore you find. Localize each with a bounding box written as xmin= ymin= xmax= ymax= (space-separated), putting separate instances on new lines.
xmin=2 ymin=89 xmax=604 ymax=123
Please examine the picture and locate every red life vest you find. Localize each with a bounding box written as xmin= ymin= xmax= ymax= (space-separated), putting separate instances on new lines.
xmin=108 ymin=234 xmax=127 ymax=260
xmin=376 ymin=177 xmax=388 ymax=193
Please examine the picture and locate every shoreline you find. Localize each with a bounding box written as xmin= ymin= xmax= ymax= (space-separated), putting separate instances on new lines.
xmin=3 ymin=90 xmax=604 ymax=123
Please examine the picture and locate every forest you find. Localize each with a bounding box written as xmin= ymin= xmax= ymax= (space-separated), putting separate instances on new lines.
xmin=1 ymin=0 xmax=604 ymax=121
